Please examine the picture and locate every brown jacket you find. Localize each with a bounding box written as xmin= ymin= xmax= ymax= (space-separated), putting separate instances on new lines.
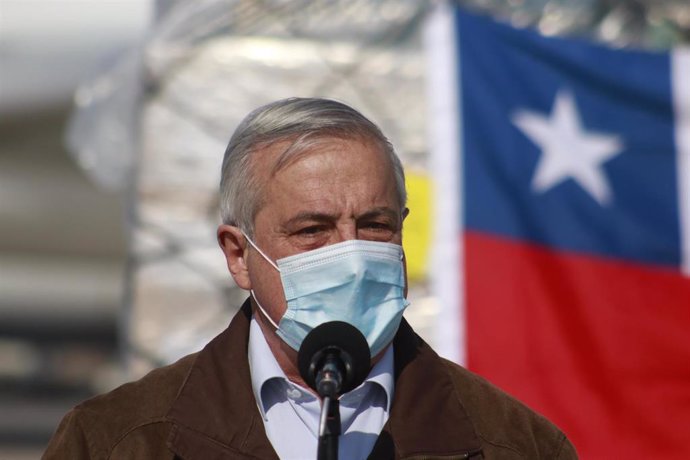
xmin=44 ymin=300 xmax=577 ymax=459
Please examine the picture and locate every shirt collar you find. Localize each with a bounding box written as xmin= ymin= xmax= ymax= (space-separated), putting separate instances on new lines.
xmin=363 ymin=340 xmax=394 ymax=413
xmin=248 ymin=315 xmax=287 ymax=421
xmin=247 ymin=315 xmax=395 ymax=419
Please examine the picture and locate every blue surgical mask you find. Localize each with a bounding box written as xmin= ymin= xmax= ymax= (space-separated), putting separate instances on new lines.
xmin=244 ymin=234 xmax=410 ymax=357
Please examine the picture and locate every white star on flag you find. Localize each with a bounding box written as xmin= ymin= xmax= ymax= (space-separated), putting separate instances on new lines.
xmin=511 ymin=89 xmax=624 ymax=206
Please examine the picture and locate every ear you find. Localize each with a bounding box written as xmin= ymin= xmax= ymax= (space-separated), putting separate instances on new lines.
xmin=217 ymin=224 xmax=252 ymax=290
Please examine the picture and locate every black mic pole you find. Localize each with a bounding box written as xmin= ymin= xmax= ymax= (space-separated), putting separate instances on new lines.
xmin=318 ymin=397 xmax=340 ymax=460
xmin=316 ymin=353 xmax=342 ymax=460
xmin=298 ymin=322 xmax=371 ymax=460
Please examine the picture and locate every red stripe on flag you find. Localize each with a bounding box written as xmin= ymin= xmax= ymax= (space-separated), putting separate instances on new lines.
xmin=465 ymin=231 xmax=690 ymax=458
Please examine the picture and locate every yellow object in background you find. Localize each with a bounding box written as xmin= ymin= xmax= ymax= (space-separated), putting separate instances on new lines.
xmin=402 ymin=170 xmax=432 ymax=283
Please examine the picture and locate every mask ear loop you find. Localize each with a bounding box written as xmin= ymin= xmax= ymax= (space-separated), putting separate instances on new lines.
xmin=250 ymin=289 xmax=281 ymax=330
xmin=241 ymin=231 xmax=280 ymax=271
xmin=241 ymin=231 xmax=282 ymax=330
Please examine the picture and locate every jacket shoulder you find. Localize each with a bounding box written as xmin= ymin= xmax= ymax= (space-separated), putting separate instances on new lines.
xmin=441 ymin=359 xmax=577 ymax=459
xmin=43 ymin=353 xmax=198 ymax=459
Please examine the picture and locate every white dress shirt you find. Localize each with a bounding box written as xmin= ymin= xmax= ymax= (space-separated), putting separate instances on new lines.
xmin=248 ymin=316 xmax=394 ymax=460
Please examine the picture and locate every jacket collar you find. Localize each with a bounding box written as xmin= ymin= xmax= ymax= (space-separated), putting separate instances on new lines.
xmin=372 ymin=318 xmax=483 ymax=458
xmin=167 ymin=299 xmax=482 ymax=459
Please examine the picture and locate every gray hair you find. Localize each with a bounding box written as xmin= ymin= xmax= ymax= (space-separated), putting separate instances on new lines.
xmin=220 ymin=98 xmax=407 ymax=236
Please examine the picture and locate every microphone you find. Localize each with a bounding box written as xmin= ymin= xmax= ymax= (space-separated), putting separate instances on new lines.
xmin=297 ymin=321 xmax=371 ymax=460
xmin=297 ymin=321 xmax=371 ymax=397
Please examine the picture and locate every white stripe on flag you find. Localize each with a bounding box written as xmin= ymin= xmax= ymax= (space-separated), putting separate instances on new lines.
xmin=672 ymin=48 xmax=690 ymax=276
xmin=424 ymin=1 xmax=464 ymax=364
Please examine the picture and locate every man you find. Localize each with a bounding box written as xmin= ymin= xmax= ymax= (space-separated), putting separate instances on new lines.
xmin=44 ymin=98 xmax=577 ymax=459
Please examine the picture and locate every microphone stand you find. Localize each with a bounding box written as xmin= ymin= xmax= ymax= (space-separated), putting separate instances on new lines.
xmin=318 ymin=396 xmax=340 ymax=460
xmin=297 ymin=322 xmax=370 ymax=460
xmin=316 ymin=353 xmax=342 ymax=460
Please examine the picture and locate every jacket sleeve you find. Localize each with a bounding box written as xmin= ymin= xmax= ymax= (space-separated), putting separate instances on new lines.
xmin=42 ymin=409 xmax=97 ymax=459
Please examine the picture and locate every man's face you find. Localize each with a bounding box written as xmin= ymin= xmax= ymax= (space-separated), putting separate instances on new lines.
xmin=246 ymin=136 xmax=405 ymax=325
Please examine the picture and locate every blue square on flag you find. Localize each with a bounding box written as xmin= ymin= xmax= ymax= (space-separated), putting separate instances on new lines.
xmin=459 ymin=10 xmax=681 ymax=268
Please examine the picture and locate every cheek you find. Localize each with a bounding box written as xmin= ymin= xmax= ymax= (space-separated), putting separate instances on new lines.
xmin=248 ymin=254 xmax=288 ymax=318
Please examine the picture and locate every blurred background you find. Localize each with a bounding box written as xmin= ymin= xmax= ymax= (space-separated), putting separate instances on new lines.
xmin=1 ymin=0 xmax=689 ymax=458
xmin=1 ymin=1 xmax=148 ymax=458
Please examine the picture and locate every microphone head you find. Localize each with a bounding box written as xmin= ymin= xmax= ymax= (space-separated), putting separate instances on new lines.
xmin=298 ymin=321 xmax=371 ymax=395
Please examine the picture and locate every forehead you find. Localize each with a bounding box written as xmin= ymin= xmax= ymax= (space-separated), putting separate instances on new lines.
xmin=251 ymin=134 xmax=390 ymax=179
xmin=250 ymin=135 xmax=398 ymax=210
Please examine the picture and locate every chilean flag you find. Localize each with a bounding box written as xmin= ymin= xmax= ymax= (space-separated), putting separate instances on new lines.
xmin=426 ymin=4 xmax=690 ymax=458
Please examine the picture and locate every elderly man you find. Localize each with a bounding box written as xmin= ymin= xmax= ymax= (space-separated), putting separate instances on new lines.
xmin=45 ymin=98 xmax=577 ymax=459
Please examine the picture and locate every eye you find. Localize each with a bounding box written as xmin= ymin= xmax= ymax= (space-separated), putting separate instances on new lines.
xmin=364 ymin=221 xmax=390 ymax=230
xmin=359 ymin=220 xmax=396 ymax=240
xmin=295 ymin=225 xmax=327 ymax=236
xmin=289 ymin=224 xmax=332 ymax=250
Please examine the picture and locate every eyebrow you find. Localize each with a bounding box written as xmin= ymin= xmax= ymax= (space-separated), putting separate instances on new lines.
xmin=283 ymin=211 xmax=339 ymax=228
xmin=357 ymin=207 xmax=400 ymax=222
xmin=283 ymin=207 xmax=400 ymax=228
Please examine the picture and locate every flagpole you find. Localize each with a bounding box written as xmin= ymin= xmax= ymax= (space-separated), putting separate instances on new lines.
xmin=672 ymin=48 xmax=690 ymax=277
xmin=424 ymin=0 xmax=465 ymax=365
